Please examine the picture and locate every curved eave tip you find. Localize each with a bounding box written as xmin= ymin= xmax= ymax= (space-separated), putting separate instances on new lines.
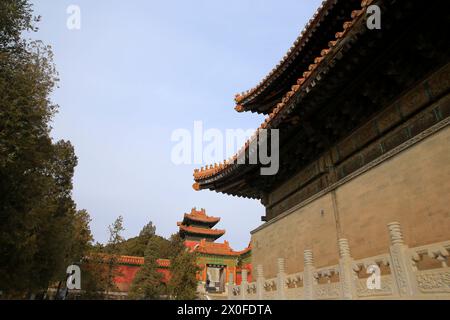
xmin=234 ymin=105 xmax=244 ymax=112
xmin=192 ymin=182 xmax=200 ymax=191
xmin=235 ymin=94 xmax=244 ymax=104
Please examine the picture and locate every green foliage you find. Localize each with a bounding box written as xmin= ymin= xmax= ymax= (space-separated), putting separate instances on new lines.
xmin=78 ymin=254 xmax=112 ymax=300
xmin=167 ymin=233 xmax=199 ymax=300
xmin=83 ymin=226 xmax=199 ymax=300
xmin=102 ymin=220 xmax=171 ymax=258
xmin=139 ymin=221 xmax=156 ymax=238
xmin=105 ymin=215 xmax=125 ymax=254
xmin=78 ymin=220 xmax=127 ymax=300
xmin=167 ymin=233 xmax=186 ymax=259
xmin=0 ymin=0 xmax=201 ymax=300
xmin=0 ymin=0 xmax=92 ymax=298
xmin=113 ymin=236 xmax=147 ymax=256
xmin=125 ymin=231 xmax=199 ymax=300
xmin=117 ymin=234 xmax=170 ymax=257
xmin=128 ymin=237 xmax=165 ymax=300
xmin=0 ymin=0 xmax=38 ymax=48
xmin=102 ymin=216 xmax=126 ymax=296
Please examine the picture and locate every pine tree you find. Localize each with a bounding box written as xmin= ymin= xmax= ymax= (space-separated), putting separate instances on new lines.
xmin=0 ymin=0 xmax=93 ymax=298
xmin=128 ymin=237 xmax=164 ymax=300
xmin=106 ymin=215 xmax=125 ymax=253
xmin=78 ymin=253 xmax=110 ymax=300
xmin=103 ymin=216 xmax=125 ymax=297
xmin=139 ymin=221 xmax=156 ymax=238
xmin=167 ymin=234 xmax=199 ymax=300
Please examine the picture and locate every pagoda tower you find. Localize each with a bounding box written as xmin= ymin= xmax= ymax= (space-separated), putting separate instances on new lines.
xmin=177 ymin=208 xmax=252 ymax=294
xmin=177 ymin=208 xmax=225 ymax=244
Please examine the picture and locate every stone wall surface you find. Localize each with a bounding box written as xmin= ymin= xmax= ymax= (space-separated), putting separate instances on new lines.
xmin=252 ymin=123 xmax=450 ymax=280
xmin=231 ymin=222 xmax=450 ymax=300
xmin=248 ymin=63 xmax=450 ymax=293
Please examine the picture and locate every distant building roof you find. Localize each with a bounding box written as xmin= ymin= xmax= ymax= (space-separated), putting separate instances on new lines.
xmin=194 ymin=239 xmax=252 ymax=257
xmin=116 ymin=255 xmax=170 ymax=268
xmin=192 ymin=0 xmax=370 ymax=198
xmin=179 ymin=224 xmax=225 ymax=238
xmin=182 ymin=208 xmax=220 ymax=226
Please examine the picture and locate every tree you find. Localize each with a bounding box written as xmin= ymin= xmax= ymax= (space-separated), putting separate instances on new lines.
xmin=0 ymin=0 xmax=95 ymax=298
xmin=128 ymin=237 xmax=164 ymax=300
xmin=106 ymin=215 xmax=125 ymax=254
xmin=169 ymin=233 xmax=185 ymax=254
xmin=0 ymin=0 xmax=38 ymax=48
xmin=69 ymin=209 xmax=94 ymax=261
xmin=104 ymin=220 xmax=170 ymax=258
xmin=78 ymin=253 xmax=111 ymax=300
xmin=167 ymin=233 xmax=199 ymax=300
xmin=139 ymin=221 xmax=156 ymax=238
xmin=116 ymin=234 xmax=170 ymax=258
xmin=115 ymin=220 xmax=157 ymax=257
xmin=102 ymin=216 xmax=125 ymax=297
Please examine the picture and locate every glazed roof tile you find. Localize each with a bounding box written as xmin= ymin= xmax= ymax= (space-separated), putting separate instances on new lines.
xmin=179 ymin=224 xmax=226 ymax=237
xmin=103 ymin=255 xmax=171 ymax=268
xmin=193 ymin=0 xmax=370 ymax=186
xmin=194 ymin=240 xmax=252 ymax=257
xmin=183 ymin=208 xmax=220 ymax=224
xmin=234 ymin=0 xmax=361 ymax=113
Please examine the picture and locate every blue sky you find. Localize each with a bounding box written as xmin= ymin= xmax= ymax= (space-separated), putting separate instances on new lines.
xmin=29 ymin=0 xmax=322 ymax=249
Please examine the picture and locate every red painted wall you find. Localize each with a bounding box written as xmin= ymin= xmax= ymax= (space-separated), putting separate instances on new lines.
xmin=115 ymin=265 xmax=141 ymax=292
xmin=236 ymin=264 xmax=253 ymax=285
xmin=114 ymin=265 xmax=170 ymax=292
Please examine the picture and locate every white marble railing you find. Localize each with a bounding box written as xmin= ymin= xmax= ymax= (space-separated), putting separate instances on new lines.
xmin=228 ymin=222 xmax=450 ymax=300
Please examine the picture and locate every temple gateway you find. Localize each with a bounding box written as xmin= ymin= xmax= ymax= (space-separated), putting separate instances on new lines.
xmin=179 ymin=208 xmax=252 ymax=295
xmin=111 ymin=208 xmax=252 ymax=298
xmin=193 ymin=0 xmax=450 ymax=299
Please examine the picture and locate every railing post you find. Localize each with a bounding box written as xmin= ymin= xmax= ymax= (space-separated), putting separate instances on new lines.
xmin=338 ymin=238 xmax=357 ymax=299
xmin=276 ymin=258 xmax=287 ymax=300
xmin=303 ymin=249 xmax=315 ymax=300
xmin=240 ymin=269 xmax=248 ymax=300
xmin=227 ymin=273 xmax=234 ymax=300
xmin=388 ymin=222 xmax=418 ymax=297
xmin=256 ymin=264 xmax=265 ymax=300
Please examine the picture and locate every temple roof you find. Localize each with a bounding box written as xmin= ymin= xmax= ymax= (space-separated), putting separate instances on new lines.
xmin=179 ymin=224 xmax=226 ymax=239
xmin=234 ymin=0 xmax=362 ymax=114
xmin=156 ymin=259 xmax=171 ymax=268
xmin=192 ymin=0 xmax=447 ymax=202
xmin=192 ymin=0 xmax=369 ymax=195
xmin=181 ymin=208 xmax=220 ymax=226
xmin=117 ymin=255 xmax=144 ymax=265
xmin=102 ymin=255 xmax=171 ymax=268
xmin=194 ymin=239 xmax=252 ymax=257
